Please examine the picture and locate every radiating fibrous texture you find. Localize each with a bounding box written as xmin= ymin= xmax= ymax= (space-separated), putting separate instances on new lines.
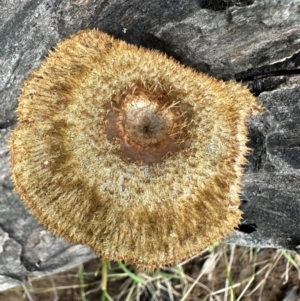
xmin=9 ymin=29 xmax=262 ymax=269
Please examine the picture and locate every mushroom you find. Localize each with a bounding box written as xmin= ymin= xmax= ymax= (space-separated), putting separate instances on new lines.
xmin=9 ymin=29 xmax=262 ymax=270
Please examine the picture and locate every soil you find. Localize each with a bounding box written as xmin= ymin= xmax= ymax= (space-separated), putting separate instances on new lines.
xmin=1 ymin=246 xmax=300 ymax=301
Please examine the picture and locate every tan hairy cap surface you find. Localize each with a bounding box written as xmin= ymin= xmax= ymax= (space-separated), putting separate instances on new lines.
xmin=9 ymin=29 xmax=262 ymax=270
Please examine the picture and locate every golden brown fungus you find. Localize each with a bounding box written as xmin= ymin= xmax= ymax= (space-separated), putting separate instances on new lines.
xmin=9 ymin=29 xmax=262 ymax=270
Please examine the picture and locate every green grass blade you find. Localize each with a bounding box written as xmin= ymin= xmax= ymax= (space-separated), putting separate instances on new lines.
xmin=118 ymin=262 xmax=147 ymax=285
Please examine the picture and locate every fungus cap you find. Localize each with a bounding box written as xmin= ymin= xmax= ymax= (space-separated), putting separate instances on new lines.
xmin=9 ymin=29 xmax=262 ymax=269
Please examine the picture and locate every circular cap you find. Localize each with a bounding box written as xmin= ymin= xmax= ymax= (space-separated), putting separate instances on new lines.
xmin=9 ymin=29 xmax=262 ymax=269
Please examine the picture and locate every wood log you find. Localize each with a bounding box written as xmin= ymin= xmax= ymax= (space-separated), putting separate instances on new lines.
xmin=0 ymin=0 xmax=300 ymax=291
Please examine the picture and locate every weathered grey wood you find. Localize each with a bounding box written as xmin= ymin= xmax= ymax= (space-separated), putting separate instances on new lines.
xmin=225 ymin=81 xmax=300 ymax=250
xmin=1 ymin=0 xmax=300 ymax=291
xmin=154 ymin=0 xmax=300 ymax=79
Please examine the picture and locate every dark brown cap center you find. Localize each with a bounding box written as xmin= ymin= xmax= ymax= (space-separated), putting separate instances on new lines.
xmin=124 ymin=95 xmax=169 ymax=146
xmin=104 ymin=90 xmax=192 ymax=164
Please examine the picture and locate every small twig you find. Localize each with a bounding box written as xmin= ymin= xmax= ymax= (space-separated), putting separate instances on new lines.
xmin=21 ymin=284 xmax=35 ymax=301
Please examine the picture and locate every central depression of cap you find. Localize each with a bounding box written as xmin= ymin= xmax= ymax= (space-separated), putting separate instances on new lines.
xmin=105 ymin=87 xmax=193 ymax=164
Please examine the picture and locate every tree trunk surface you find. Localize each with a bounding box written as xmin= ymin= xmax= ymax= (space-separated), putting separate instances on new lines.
xmin=1 ymin=0 xmax=300 ymax=291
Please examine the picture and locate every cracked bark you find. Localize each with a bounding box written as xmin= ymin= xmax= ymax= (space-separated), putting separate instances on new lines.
xmin=0 ymin=0 xmax=300 ymax=291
